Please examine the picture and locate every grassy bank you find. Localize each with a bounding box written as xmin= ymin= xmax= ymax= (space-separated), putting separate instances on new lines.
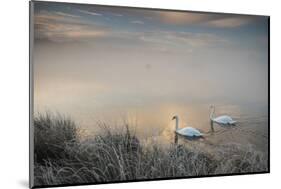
xmin=33 ymin=113 xmax=268 ymax=187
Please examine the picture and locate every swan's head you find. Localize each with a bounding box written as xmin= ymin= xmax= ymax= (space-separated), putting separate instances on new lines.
xmin=172 ymin=115 xmax=178 ymax=120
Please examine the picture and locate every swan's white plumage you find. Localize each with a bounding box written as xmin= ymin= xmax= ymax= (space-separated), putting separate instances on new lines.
xmin=210 ymin=105 xmax=236 ymax=125
xmin=212 ymin=115 xmax=236 ymax=125
xmin=172 ymin=115 xmax=203 ymax=138
xmin=176 ymin=127 xmax=203 ymax=137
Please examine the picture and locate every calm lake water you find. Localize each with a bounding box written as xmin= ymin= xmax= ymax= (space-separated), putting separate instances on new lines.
xmin=158 ymin=103 xmax=268 ymax=152
xmin=36 ymin=92 xmax=268 ymax=153
xmin=80 ymin=102 xmax=269 ymax=152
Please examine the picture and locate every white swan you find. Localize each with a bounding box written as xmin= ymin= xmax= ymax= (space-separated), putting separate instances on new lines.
xmin=172 ymin=115 xmax=203 ymax=138
xmin=210 ymin=105 xmax=236 ymax=125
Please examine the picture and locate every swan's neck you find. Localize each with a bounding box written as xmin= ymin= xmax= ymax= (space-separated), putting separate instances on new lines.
xmin=210 ymin=107 xmax=215 ymax=120
xmin=175 ymin=117 xmax=179 ymax=131
xmin=210 ymin=119 xmax=214 ymax=132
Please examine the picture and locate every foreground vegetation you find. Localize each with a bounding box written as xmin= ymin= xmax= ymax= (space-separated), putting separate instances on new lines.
xmin=33 ymin=113 xmax=268 ymax=187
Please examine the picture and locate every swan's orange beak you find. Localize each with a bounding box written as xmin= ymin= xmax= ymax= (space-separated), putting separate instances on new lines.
xmin=172 ymin=116 xmax=176 ymax=120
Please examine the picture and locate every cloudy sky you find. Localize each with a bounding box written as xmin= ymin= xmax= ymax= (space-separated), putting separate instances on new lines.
xmin=33 ymin=2 xmax=268 ymax=132
xmin=34 ymin=2 xmax=268 ymax=44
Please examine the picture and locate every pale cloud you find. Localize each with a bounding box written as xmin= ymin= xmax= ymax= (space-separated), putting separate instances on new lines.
xmin=107 ymin=30 xmax=229 ymax=53
xmin=55 ymin=11 xmax=81 ymax=18
xmin=153 ymin=11 xmax=255 ymax=28
xmin=138 ymin=31 xmax=228 ymax=48
xmin=130 ymin=20 xmax=144 ymax=24
xmin=206 ymin=17 xmax=252 ymax=28
xmin=77 ymin=9 xmax=103 ymax=16
xmin=35 ymin=10 xmax=108 ymax=42
xmin=157 ymin=11 xmax=211 ymax=25
xmin=56 ymin=30 xmax=108 ymax=40
xmin=35 ymin=10 xmax=84 ymax=26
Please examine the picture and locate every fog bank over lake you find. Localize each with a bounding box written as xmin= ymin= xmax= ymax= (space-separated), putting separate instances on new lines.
xmin=34 ymin=40 xmax=267 ymax=128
